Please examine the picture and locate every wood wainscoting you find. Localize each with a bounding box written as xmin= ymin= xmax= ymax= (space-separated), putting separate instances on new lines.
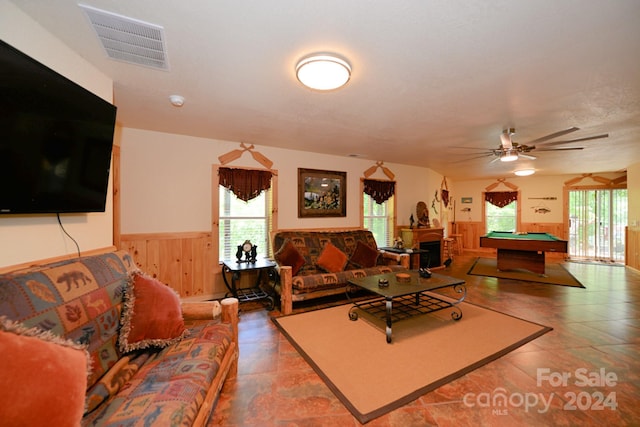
xmin=118 ymin=232 xmax=222 ymax=299
xmin=628 ymin=226 xmax=640 ymax=271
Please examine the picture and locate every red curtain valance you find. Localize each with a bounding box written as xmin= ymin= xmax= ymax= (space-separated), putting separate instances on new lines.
xmin=364 ymin=179 xmax=395 ymax=204
xmin=219 ymin=167 xmax=272 ymax=201
xmin=485 ymin=191 xmax=518 ymax=208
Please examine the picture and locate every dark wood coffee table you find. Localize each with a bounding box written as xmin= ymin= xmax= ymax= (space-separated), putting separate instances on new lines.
xmin=347 ymin=271 xmax=466 ymax=343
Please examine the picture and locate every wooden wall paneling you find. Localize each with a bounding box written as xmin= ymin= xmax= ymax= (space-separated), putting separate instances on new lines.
xmin=181 ymin=238 xmax=195 ymax=296
xmin=123 ymin=239 xmax=148 ymax=273
xmin=146 ymin=240 xmax=161 ymax=280
xmin=452 ymin=222 xmax=484 ymax=250
xmin=120 ymin=232 xmax=217 ymax=299
xmin=158 ymin=239 xmax=183 ymax=294
xmin=627 ymin=227 xmax=640 ymax=271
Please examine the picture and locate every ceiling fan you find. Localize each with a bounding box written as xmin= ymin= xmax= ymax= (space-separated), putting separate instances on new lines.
xmin=458 ymin=127 xmax=609 ymax=163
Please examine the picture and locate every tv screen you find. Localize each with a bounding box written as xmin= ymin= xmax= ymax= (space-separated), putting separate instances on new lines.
xmin=0 ymin=40 xmax=117 ymax=214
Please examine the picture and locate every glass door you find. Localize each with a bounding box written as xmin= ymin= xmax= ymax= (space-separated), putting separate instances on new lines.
xmin=568 ymin=188 xmax=627 ymax=262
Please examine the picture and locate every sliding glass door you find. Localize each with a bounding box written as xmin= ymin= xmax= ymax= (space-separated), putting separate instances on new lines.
xmin=567 ymin=188 xmax=627 ymax=262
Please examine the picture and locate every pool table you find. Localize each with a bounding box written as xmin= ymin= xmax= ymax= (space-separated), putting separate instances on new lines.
xmin=479 ymin=231 xmax=568 ymax=275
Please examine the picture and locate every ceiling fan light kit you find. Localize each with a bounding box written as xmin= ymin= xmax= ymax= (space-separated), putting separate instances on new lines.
xmin=296 ymin=53 xmax=351 ymax=91
xmin=500 ymin=148 xmax=519 ymax=162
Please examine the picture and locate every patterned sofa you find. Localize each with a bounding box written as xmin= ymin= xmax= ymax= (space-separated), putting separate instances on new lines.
xmin=272 ymin=228 xmax=409 ymax=315
xmin=0 ymin=249 xmax=238 ymax=426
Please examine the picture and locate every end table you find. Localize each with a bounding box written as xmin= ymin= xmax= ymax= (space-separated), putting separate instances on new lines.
xmin=221 ymin=259 xmax=276 ymax=310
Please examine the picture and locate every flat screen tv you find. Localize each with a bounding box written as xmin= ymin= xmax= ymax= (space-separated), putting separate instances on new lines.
xmin=0 ymin=40 xmax=117 ymax=214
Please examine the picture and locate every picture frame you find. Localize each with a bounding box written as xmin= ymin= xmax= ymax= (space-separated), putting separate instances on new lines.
xmin=298 ymin=168 xmax=347 ymax=218
xmin=461 ymin=197 xmax=473 ymax=204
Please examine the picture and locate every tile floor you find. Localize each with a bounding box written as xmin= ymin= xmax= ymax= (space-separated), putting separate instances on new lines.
xmin=209 ymin=252 xmax=640 ymax=426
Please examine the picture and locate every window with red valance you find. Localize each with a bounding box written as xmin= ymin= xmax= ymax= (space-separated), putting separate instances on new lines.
xmin=218 ymin=167 xmax=273 ymax=202
xmin=363 ymin=179 xmax=395 ymax=204
xmin=485 ymin=191 xmax=518 ymax=208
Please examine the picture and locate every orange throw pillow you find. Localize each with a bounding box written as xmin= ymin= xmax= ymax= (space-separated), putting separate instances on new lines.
xmin=118 ymin=273 xmax=187 ymax=353
xmin=274 ymin=239 xmax=306 ymax=275
xmin=317 ymin=242 xmax=348 ymax=273
xmin=0 ymin=316 xmax=89 ymax=427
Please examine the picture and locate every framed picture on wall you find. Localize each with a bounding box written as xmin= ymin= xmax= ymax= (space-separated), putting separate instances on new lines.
xmin=298 ymin=168 xmax=347 ymax=217
xmin=461 ymin=197 xmax=473 ymax=204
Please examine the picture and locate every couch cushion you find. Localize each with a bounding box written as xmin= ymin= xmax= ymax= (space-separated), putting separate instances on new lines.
xmin=118 ymin=273 xmax=187 ymax=353
xmin=0 ymin=316 xmax=89 ymax=427
xmin=274 ymin=239 xmax=306 ymax=275
xmin=317 ymin=242 xmax=348 ymax=273
xmin=273 ymin=229 xmax=380 ymax=275
xmin=0 ymin=250 xmax=137 ymax=389
xmin=291 ymin=265 xmax=405 ymax=294
xmin=349 ymin=241 xmax=380 ymax=268
xmin=82 ymin=321 xmax=234 ymax=426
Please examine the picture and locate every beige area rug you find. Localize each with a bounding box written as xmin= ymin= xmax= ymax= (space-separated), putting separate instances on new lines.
xmin=468 ymin=257 xmax=585 ymax=288
xmin=273 ymin=300 xmax=551 ymax=424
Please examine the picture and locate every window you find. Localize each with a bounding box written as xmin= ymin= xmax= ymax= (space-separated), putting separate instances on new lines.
xmin=215 ymin=166 xmax=276 ymax=263
xmin=363 ymin=193 xmax=394 ymax=247
xmin=218 ymin=186 xmax=272 ymax=261
xmin=484 ymin=191 xmax=518 ymax=233
xmin=485 ymin=201 xmax=517 ymax=233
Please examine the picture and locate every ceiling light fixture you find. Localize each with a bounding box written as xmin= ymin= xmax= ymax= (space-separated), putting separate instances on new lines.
xmin=169 ymin=95 xmax=184 ymax=107
xmin=514 ymin=169 xmax=535 ymax=176
xmin=500 ymin=148 xmax=519 ymax=162
xmin=296 ymin=53 xmax=351 ymax=91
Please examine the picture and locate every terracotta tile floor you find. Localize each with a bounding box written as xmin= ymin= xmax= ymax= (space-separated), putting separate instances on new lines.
xmin=209 ymin=253 xmax=640 ymax=426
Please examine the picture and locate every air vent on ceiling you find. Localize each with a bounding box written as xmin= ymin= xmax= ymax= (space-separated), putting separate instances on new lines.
xmin=79 ymin=4 xmax=169 ymax=70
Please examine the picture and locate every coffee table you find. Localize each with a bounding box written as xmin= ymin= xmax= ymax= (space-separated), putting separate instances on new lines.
xmin=347 ymin=271 xmax=466 ymax=343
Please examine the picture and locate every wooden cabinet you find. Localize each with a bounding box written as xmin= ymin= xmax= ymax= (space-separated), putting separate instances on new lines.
xmin=400 ymin=227 xmax=444 ymax=268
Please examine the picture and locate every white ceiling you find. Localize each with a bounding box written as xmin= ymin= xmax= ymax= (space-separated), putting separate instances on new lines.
xmin=11 ymin=0 xmax=640 ymax=181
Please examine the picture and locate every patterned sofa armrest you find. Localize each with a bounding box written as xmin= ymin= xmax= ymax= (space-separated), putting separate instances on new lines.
xmin=379 ymin=251 xmax=410 ymax=269
xmin=181 ymin=298 xmax=239 ymax=345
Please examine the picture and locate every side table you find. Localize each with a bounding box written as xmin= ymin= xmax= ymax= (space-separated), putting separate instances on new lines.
xmin=379 ymin=247 xmax=429 ymax=270
xmin=221 ymin=259 xmax=276 ymax=310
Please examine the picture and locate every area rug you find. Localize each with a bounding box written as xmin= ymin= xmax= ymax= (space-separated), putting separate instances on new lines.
xmin=468 ymin=257 xmax=585 ymax=288
xmin=272 ymin=300 xmax=551 ymax=423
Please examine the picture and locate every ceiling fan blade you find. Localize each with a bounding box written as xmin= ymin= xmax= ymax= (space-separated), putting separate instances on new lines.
xmin=451 ymin=153 xmax=495 ymax=163
xmin=526 ymin=127 xmax=580 ymax=144
xmin=451 ymin=146 xmax=494 ymax=151
xmin=519 ymin=153 xmax=537 ymax=160
xmin=535 ymin=147 xmax=584 ymax=152
xmin=536 ymin=134 xmax=609 ymax=147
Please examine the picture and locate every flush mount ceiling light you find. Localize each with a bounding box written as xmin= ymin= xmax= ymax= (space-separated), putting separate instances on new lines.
xmin=296 ymin=53 xmax=351 ymax=91
xmin=514 ymin=169 xmax=535 ymax=176
xmin=169 ymin=95 xmax=184 ymax=107
xmin=500 ymin=148 xmax=519 ymax=162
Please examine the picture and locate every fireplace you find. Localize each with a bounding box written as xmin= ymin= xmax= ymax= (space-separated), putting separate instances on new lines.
xmin=419 ymin=241 xmax=441 ymax=269
xmin=400 ymin=227 xmax=444 ymax=268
